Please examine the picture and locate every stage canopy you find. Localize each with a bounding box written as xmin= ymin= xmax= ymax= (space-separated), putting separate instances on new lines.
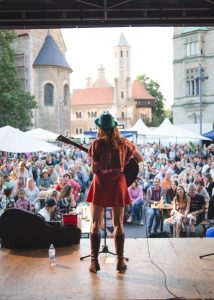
xmin=152 ymin=118 xmax=211 ymax=141
xmin=0 ymin=0 xmax=214 ymax=28
xmin=26 ymin=128 xmax=58 ymax=142
xmin=0 ymin=126 xmax=60 ymax=153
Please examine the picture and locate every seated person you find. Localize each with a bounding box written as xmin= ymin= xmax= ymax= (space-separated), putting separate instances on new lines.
xmin=0 ymin=188 xmax=15 ymax=212
xmin=165 ymin=185 xmax=190 ymax=237
xmin=196 ymin=180 xmax=210 ymax=203
xmin=127 ymin=180 xmax=144 ymax=225
xmin=145 ymin=178 xmax=163 ymax=235
xmin=15 ymin=189 xmax=31 ymax=212
xmin=38 ymin=198 xmax=57 ymax=222
xmin=48 ymin=190 xmax=62 ymax=222
xmin=37 ymin=169 xmax=54 ymax=191
xmin=187 ymin=183 xmax=205 ymax=237
xmin=208 ymin=195 xmax=214 ymax=220
xmin=58 ymin=184 xmax=76 ymax=214
xmin=24 ymin=178 xmax=40 ymax=212
xmin=166 ymin=180 xmax=178 ymax=204
xmin=55 ymin=176 xmax=65 ymax=192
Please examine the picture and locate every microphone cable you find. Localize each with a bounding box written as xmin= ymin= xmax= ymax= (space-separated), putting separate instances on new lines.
xmin=143 ymin=204 xmax=185 ymax=300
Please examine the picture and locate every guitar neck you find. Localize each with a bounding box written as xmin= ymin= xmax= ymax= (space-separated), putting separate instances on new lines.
xmin=57 ymin=135 xmax=89 ymax=153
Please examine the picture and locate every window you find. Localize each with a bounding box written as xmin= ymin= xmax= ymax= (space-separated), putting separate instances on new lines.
xmin=79 ymin=128 xmax=83 ymax=134
xmin=76 ymin=128 xmax=79 ymax=134
xmin=126 ymin=50 xmax=128 ymax=57
xmin=186 ymin=69 xmax=199 ymax=96
xmin=186 ymin=41 xmax=198 ymax=56
xmin=76 ymin=112 xmax=82 ymax=118
xmin=63 ymin=84 xmax=69 ymax=106
xmin=44 ymin=83 xmax=54 ymax=106
xmin=94 ymin=111 xmax=97 ymax=118
xmin=91 ymin=112 xmax=94 ymax=118
xmin=120 ymin=50 xmax=123 ymax=57
xmin=88 ymin=112 xmax=91 ymax=118
xmin=121 ymin=112 xmax=125 ymax=118
xmin=121 ymin=91 xmax=124 ymax=99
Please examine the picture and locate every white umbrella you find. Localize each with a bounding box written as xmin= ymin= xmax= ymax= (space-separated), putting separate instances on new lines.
xmin=127 ymin=119 xmax=153 ymax=136
xmin=152 ymin=118 xmax=211 ymax=141
xmin=26 ymin=128 xmax=58 ymax=141
xmin=0 ymin=126 xmax=60 ymax=153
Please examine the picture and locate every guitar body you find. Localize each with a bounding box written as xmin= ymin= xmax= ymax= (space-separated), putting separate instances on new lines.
xmin=57 ymin=135 xmax=139 ymax=187
xmin=123 ymin=158 xmax=139 ymax=187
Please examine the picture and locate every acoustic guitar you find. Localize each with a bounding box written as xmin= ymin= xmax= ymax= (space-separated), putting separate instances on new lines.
xmin=56 ymin=135 xmax=139 ymax=187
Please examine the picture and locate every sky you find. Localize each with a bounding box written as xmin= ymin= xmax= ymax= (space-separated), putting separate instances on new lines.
xmin=61 ymin=27 xmax=174 ymax=108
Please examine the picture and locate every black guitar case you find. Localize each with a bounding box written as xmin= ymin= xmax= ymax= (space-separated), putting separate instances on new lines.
xmin=0 ymin=208 xmax=81 ymax=249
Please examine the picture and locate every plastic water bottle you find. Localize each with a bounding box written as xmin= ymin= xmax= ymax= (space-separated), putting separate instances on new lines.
xmin=48 ymin=244 xmax=56 ymax=267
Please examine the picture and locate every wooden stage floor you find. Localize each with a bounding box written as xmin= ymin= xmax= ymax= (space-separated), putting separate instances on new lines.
xmin=0 ymin=238 xmax=214 ymax=300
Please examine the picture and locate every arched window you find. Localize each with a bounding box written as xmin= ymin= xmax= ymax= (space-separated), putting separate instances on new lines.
xmin=44 ymin=83 xmax=54 ymax=106
xmin=121 ymin=91 xmax=124 ymax=99
xmin=88 ymin=112 xmax=91 ymax=118
xmin=120 ymin=50 xmax=123 ymax=57
xmin=91 ymin=112 xmax=94 ymax=118
xmin=94 ymin=111 xmax=97 ymax=118
xmin=63 ymin=84 xmax=69 ymax=106
xmin=121 ymin=112 xmax=125 ymax=118
xmin=76 ymin=128 xmax=79 ymax=134
xmin=80 ymin=128 xmax=83 ymax=134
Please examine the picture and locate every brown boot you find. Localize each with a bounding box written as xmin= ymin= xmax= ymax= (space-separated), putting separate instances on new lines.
xmin=114 ymin=234 xmax=127 ymax=272
xmin=89 ymin=233 xmax=101 ymax=273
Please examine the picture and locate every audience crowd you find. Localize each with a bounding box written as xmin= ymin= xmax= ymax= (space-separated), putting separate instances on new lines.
xmin=0 ymin=141 xmax=214 ymax=238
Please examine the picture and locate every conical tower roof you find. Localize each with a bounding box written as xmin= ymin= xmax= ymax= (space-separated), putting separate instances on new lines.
xmin=118 ymin=32 xmax=129 ymax=46
xmin=33 ymin=34 xmax=72 ymax=70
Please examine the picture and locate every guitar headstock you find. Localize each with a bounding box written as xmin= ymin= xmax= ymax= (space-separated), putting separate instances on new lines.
xmin=56 ymin=135 xmax=71 ymax=144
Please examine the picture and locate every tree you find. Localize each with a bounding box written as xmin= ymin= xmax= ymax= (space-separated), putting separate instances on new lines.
xmin=137 ymin=74 xmax=166 ymax=127
xmin=0 ymin=30 xmax=37 ymax=130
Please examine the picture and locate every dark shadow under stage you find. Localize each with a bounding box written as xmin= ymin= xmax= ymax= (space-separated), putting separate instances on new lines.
xmin=0 ymin=238 xmax=214 ymax=300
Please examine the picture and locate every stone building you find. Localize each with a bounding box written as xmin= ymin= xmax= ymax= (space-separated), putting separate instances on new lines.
xmin=71 ymin=33 xmax=154 ymax=135
xmin=13 ymin=29 xmax=72 ymax=133
xmin=173 ymin=27 xmax=214 ymax=128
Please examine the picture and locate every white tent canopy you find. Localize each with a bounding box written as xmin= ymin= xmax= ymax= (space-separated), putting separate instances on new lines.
xmin=127 ymin=119 xmax=153 ymax=136
xmin=0 ymin=126 xmax=60 ymax=153
xmin=152 ymin=118 xmax=211 ymax=141
xmin=26 ymin=128 xmax=58 ymax=141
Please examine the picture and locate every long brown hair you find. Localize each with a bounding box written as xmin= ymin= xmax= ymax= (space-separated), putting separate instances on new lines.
xmin=59 ymin=184 xmax=73 ymax=199
xmin=174 ymin=185 xmax=187 ymax=205
xmin=96 ymin=127 xmax=125 ymax=169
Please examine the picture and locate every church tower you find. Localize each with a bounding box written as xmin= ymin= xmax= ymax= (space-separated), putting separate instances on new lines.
xmin=33 ymin=33 xmax=72 ymax=134
xmin=114 ymin=33 xmax=131 ymax=122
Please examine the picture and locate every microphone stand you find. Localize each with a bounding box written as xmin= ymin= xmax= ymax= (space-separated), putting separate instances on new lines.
xmin=80 ymin=208 xmax=129 ymax=261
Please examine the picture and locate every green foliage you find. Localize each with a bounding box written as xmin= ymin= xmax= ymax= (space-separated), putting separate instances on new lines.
xmin=0 ymin=30 xmax=37 ymax=130
xmin=137 ymin=74 xmax=166 ymax=127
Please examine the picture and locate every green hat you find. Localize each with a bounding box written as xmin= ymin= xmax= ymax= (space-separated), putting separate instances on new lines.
xmin=95 ymin=113 xmax=118 ymax=130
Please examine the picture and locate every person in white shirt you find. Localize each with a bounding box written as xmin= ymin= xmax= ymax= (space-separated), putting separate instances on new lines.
xmin=38 ymin=198 xmax=57 ymax=222
xmin=24 ymin=178 xmax=40 ymax=212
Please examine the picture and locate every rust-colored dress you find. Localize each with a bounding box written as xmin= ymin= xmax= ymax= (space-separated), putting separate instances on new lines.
xmin=86 ymin=137 xmax=135 ymax=208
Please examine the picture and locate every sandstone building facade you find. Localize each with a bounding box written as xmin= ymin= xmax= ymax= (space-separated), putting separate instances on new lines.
xmin=173 ymin=27 xmax=214 ymax=128
xmin=13 ymin=29 xmax=72 ymax=133
xmin=70 ymin=33 xmax=154 ymax=135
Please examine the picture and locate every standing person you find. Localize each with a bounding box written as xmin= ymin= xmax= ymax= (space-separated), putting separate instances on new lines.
xmin=86 ymin=113 xmax=143 ymax=273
